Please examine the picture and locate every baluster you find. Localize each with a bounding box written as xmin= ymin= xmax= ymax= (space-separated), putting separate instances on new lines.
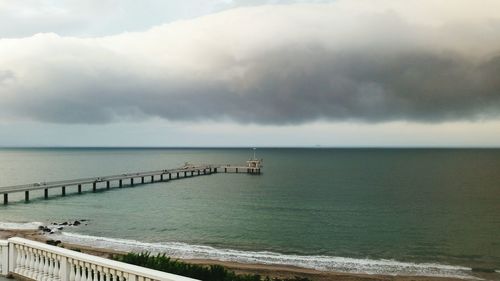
xmin=40 ymin=251 xmax=47 ymax=281
xmin=33 ymin=250 xmax=42 ymax=280
xmin=104 ymin=268 xmax=111 ymax=281
xmin=87 ymin=263 xmax=93 ymax=281
xmin=110 ymin=269 xmax=116 ymax=281
xmin=24 ymin=246 xmax=32 ymax=275
xmin=41 ymin=252 xmax=49 ymax=281
xmin=36 ymin=250 xmax=45 ymax=280
xmin=82 ymin=262 xmax=88 ymax=281
xmin=14 ymin=245 xmax=23 ymax=274
xmin=26 ymin=248 xmax=34 ymax=276
xmin=127 ymin=275 xmax=136 ymax=281
xmin=53 ymin=255 xmax=60 ymax=280
xmin=46 ymin=254 xmax=55 ymax=281
xmin=69 ymin=259 xmax=76 ymax=281
xmin=116 ymin=271 xmax=123 ymax=281
xmin=91 ymin=265 xmax=97 ymax=281
xmin=74 ymin=262 xmax=81 ymax=281
xmin=97 ymin=266 xmax=104 ymax=281
xmin=19 ymin=246 xmax=27 ymax=275
xmin=82 ymin=263 xmax=88 ymax=281
xmin=31 ymin=250 xmax=38 ymax=279
xmin=33 ymin=250 xmax=39 ymax=278
xmin=137 ymin=276 xmax=144 ymax=281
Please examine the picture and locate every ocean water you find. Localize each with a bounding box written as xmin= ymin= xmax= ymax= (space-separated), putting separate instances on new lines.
xmin=0 ymin=148 xmax=499 ymax=280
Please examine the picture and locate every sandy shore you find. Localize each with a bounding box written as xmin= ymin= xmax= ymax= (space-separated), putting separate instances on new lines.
xmin=0 ymin=229 xmax=475 ymax=281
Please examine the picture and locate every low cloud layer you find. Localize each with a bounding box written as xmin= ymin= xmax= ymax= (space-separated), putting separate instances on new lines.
xmin=1 ymin=0 xmax=500 ymax=125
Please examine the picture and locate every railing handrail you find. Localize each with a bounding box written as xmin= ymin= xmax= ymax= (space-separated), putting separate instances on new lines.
xmin=0 ymin=165 xmax=218 ymax=193
xmin=7 ymin=237 xmax=198 ymax=281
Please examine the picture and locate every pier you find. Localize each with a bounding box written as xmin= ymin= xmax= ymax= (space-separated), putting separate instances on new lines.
xmin=0 ymin=160 xmax=262 ymax=204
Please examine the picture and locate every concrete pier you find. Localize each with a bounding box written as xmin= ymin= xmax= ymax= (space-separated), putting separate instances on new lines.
xmin=0 ymin=161 xmax=262 ymax=204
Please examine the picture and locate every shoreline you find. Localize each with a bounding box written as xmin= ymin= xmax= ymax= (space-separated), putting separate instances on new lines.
xmin=0 ymin=229 xmax=478 ymax=281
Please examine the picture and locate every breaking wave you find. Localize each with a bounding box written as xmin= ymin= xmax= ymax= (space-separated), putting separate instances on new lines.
xmin=0 ymin=221 xmax=43 ymax=230
xmin=50 ymin=232 xmax=480 ymax=280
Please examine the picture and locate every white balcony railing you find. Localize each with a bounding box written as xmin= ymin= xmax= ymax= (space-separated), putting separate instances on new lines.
xmin=0 ymin=237 xmax=198 ymax=281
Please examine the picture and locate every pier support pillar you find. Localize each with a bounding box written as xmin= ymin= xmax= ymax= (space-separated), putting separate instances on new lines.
xmin=131 ymin=178 xmax=134 ymax=186
xmin=214 ymin=168 xmax=217 ymax=173
xmin=141 ymin=177 xmax=144 ymax=184
xmin=151 ymin=175 xmax=154 ymax=182
xmin=25 ymin=191 xmax=29 ymax=202
xmin=62 ymin=186 xmax=66 ymax=196
xmin=224 ymin=167 xmax=227 ymax=173
xmin=169 ymin=173 xmax=172 ymax=180
xmin=93 ymin=182 xmax=96 ymax=192
xmin=78 ymin=184 xmax=82 ymax=194
xmin=44 ymin=189 xmax=48 ymax=199
xmin=106 ymin=181 xmax=110 ymax=189
xmin=197 ymin=170 xmax=200 ymax=176
xmin=236 ymin=168 xmax=238 ymax=173
xmin=191 ymin=171 xmax=194 ymax=177
xmin=3 ymin=194 xmax=8 ymax=205
xmin=161 ymin=174 xmax=164 ymax=181
xmin=119 ymin=180 xmax=122 ymax=188
xmin=184 ymin=171 xmax=187 ymax=177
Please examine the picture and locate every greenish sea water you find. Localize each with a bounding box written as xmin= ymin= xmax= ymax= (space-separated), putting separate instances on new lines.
xmin=0 ymin=148 xmax=499 ymax=279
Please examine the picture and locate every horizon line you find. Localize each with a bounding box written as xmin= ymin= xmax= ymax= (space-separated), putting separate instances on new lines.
xmin=1 ymin=146 xmax=499 ymax=149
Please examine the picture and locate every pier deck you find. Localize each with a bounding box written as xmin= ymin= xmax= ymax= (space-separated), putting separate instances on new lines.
xmin=0 ymin=163 xmax=261 ymax=204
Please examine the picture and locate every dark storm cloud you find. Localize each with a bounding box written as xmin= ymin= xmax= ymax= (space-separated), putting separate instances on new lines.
xmin=1 ymin=2 xmax=500 ymax=124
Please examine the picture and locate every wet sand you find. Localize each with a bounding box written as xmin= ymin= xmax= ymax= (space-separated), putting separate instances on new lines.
xmin=0 ymin=230 xmax=473 ymax=281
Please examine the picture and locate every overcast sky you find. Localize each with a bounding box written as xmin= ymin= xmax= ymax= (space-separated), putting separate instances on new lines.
xmin=1 ymin=0 xmax=499 ymax=147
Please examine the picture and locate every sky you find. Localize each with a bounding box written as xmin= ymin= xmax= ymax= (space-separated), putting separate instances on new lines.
xmin=0 ymin=0 xmax=499 ymax=147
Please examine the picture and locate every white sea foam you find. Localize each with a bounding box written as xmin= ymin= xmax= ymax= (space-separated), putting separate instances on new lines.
xmin=49 ymin=232 xmax=480 ymax=280
xmin=0 ymin=221 xmax=43 ymax=230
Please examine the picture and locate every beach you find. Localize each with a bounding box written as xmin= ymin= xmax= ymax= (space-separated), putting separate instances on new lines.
xmin=0 ymin=229 xmax=478 ymax=281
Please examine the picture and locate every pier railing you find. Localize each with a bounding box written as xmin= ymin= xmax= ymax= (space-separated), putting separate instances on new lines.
xmin=0 ymin=162 xmax=262 ymax=204
xmin=0 ymin=237 xmax=198 ymax=281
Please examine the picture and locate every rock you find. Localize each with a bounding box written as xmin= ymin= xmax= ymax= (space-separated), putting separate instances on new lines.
xmin=42 ymin=227 xmax=51 ymax=232
xmin=73 ymin=220 xmax=81 ymax=226
xmin=60 ymin=222 xmax=68 ymax=226
xmin=38 ymin=225 xmax=45 ymax=230
xmin=57 ymin=227 xmax=64 ymax=230
xmin=46 ymin=240 xmax=62 ymax=246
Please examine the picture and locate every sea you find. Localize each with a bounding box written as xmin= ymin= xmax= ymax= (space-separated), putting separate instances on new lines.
xmin=0 ymin=148 xmax=499 ymax=280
